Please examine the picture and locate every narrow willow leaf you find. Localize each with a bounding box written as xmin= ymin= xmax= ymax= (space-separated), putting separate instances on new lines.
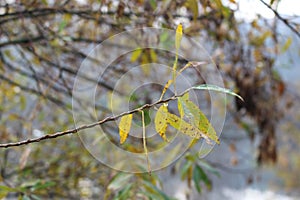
xmin=175 ymin=23 xmax=183 ymax=51
xmin=178 ymin=61 xmax=207 ymax=74
xmin=178 ymin=92 xmax=189 ymax=118
xmin=150 ymin=49 xmax=157 ymax=62
xmin=183 ymin=99 xmax=220 ymax=144
xmin=108 ymin=172 xmax=133 ymax=190
xmin=142 ymin=180 xmax=172 ymax=200
xmin=166 ymin=112 xmax=210 ymax=141
xmin=192 ymin=84 xmax=244 ymax=101
xmin=112 ymin=183 xmax=133 ymax=200
xmin=154 ymin=104 xmax=169 ymax=142
xmin=159 ymin=79 xmax=173 ymax=100
xmin=193 ymin=165 xmax=202 ymax=193
xmin=185 ymin=0 xmax=199 ymax=21
xmin=173 ymin=23 xmax=183 ymax=90
xmin=178 ymin=62 xmax=192 ymax=74
xmin=281 ymin=37 xmax=292 ymax=53
xmin=119 ymin=114 xmax=133 ymax=144
xmin=130 ymin=49 xmax=143 ymax=62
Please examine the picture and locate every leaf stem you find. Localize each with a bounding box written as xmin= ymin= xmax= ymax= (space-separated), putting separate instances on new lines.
xmin=141 ymin=110 xmax=151 ymax=175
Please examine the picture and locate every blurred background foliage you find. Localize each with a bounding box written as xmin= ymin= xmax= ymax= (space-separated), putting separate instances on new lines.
xmin=0 ymin=0 xmax=299 ymax=199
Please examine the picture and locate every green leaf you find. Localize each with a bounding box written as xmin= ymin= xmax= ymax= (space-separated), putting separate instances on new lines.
xmin=180 ymin=160 xmax=193 ymax=180
xmin=108 ymin=173 xmax=133 ymax=191
xmin=197 ymin=160 xmax=220 ymax=177
xmin=193 ymin=165 xmax=211 ymax=191
xmin=193 ymin=165 xmax=202 ymax=193
xmin=59 ymin=21 xmax=67 ymax=33
xmin=142 ymin=180 xmax=173 ymax=200
xmin=113 ymin=183 xmax=133 ymax=200
xmin=30 ymin=181 xmax=56 ymax=191
xmin=192 ymin=84 xmax=244 ymax=101
xmin=193 ymin=165 xmax=212 ymax=193
xmin=22 ymin=195 xmax=31 ymax=200
xmin=19 ymin=181 xmax=55 ymax=193
xmin=149 ymin=0 xmax=157 ymax=10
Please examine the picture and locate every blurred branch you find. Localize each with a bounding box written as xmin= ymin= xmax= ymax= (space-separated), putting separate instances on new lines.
xmin=0 ymin=7 xmax=215 ymax=26
xmin=260 ymin=0 xmax=300 ymax=38
xmin=0 ymin=73 xmax=67 ymax=109
xmin=0 ymin=36 xmax=45 ymax=48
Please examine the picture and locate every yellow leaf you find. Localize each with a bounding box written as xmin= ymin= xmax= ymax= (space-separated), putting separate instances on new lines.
xmin=119 ymin=114 xmax=133 ymax=144
xmin=154 ymin=104 xmax=169 ymax=142
xmin=131 ymin=49 xmax=143 ymax=62
xmin=150 ymin=49 xmax=157 ymax=62
xmin=175 ymin=23 xmax=183 ymax=52
xmin=63 ymin=13 xmax=72 ymax=22
xmin=178 ymin=62 xmax=192 ymax=74
xmin=141 ymin=54 xmax=151 ymax=76
xmin=173 ymin=23 xmax=183 ymax=89
xmin=182 ymin=99 xmax=220 ymax=144
xmin=159 ymin=79 xmax=173 ymax=100
xmin=254 ymin=49 xmax=262 ymax=62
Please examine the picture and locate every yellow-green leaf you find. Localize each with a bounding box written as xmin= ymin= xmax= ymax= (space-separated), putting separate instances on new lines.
xmin=185 ymin=0 xmax=199 ymax=21
xmin=166 ymin=112 xmax=210 ymax=141
xmin=119 ymin=114 xmax=133 ymax=144
xmin=155 ymin=104 xmax=169 ymax=142
xmin=182 ymin=99 xmax=220 ymax=144
xmin=281 ymin=37 xmax=292 ymax=53
xmin=178 ymin=92 xmax=189 ymax=118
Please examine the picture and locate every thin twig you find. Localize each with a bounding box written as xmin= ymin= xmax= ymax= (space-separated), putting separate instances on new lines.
xmin=0 ymin=90 xmax=189 ymax=148
xmin=259 ymin=0 xmax=300 ymax=38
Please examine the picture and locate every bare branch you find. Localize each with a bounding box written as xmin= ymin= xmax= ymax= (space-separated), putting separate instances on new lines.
xmin=0 ymin=91 xmax=187 ymax=148
xmin=259 ymin=0 xmax=300 ymax=38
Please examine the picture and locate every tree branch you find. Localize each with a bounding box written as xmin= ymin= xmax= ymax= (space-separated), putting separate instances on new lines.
xmin=0 ymin=91 xmax=187 ymax=148
xmin=259 ymin=0 xmax=300 ymax=38
xmin=0 ymin=36 xmax=45 ymax=48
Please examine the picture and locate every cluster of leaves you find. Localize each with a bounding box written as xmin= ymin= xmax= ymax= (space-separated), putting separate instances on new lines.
xmin=117 ymin=24 xmax=242 ymax=173
xmin=0 ymin=0 xmax=298 ymax=199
